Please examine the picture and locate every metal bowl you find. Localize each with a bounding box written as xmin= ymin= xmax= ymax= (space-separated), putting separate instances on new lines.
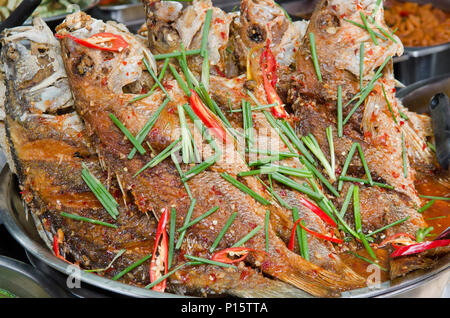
xmin=0 ymin=255 xmax=70 ymax=297
xmin=0 ymin=161 xmax=448 ymax=298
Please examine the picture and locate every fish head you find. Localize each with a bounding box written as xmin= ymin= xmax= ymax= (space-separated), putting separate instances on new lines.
xmin=144 ymin=0 xmax=183 ymax=54
xmin=1 ymin=16 xmax=73 ymax=117
xmin=56 ymin=12 xmax=156 ymax=95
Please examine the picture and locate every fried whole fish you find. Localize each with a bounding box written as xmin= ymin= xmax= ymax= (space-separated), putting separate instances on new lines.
xmin=286 ymin=0 xmax=447 ymax=278
xmin=289 ymin=0 xmax=427 ymax=231
xmin=0 ymin=15 xmax=314 ymax=297
xmin=142 ymin=0 xmax=364 ymax=282
xmin=56 ymin=10 xmax=369 ymax=297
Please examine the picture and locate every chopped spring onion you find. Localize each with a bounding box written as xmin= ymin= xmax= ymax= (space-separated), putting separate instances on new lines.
xmin=339 ymin=184 xmax=355 ymax=218
xmin=256 ymin=176 xmax=292 ymax=209
xmin=129 ymin=58 xmax=170 ymax=104
xmin=171 ymin=151 xmax=194 ymax=201
xmin=143 ymin=55 xmax=172 ymax=100
xmin=302 ymin=134 xmax=335 ymax=182
xmin=382 ymin=83 xmax=398 ymax=124
xmin=176 ymin=199 xmax=196 ymax=250
xmin=347 ymin=251 xmax=387 ymax=272
xmin=277 ymin=120 xmax=316 ymax=165
xmin=60 ymin=212 xmax=118 ymax=229
xmin=128 ymin=98 xmax=169 ymax=159
xmin=232 ymin=225 xmax=262 ymax=248
xmin=270 ymin=172 xmax=323 ymax=201
xmin=418 ymin=200 xmax=436 ymax=213
xmin=238 ymin=166 xmax=279 ymax=177
xmin=337 ymin=85 xmax=343 ymax=138
xmin=81 ymin=164 xmax=119 ymax=220
xmin=339 ymin=176 xmax=394 ymax=190
xmin=229 ymin=103 xmax=278 ymax=113
xmin=326 ymin=126 xmax=335 ymax=178
xmin=416 ymin=226 xmax=434 ymax=243
xmin=168 ymin=207 xmax=176 ymax=269
xmin=338 ymin=143 xmax=358 ymax=191
xmin=401 ymin=131 xmax=408 ymax=178
xmin=201 ymin=49 xmax=210 ymax=92
xmin=248 ymin=153 xmax=297 ymax=167
xmin=309 ymin=32 xmax=322 ymax=82
xmin=242 ymin=99 xmax=254 ymax=147
xmin=144 ymin=261 xmax=202 ymax=289
xmin=169 ymin=64 xmax=191 ymax=97
xmin=365 ymin=217 xmax=410 ymax=238
xmin=109 ymin=113 xmax=146 ymax=155
xmin=200 ymin=9 xmax=213 ymax=58
xmin=353 ymin=186 xmax=376 ymax=259
xmin=292 ymin=207 xmax=309 ymax=260
xmin=221 ymin=172 xmax=271 ymax=206
xmin=418 ymin=195 xmax=450 ymax=201
xmin=111 ymin=253 xmax=152 ymax=281
xmin=343 ymin=19 xmax=387 ymax=41
xmin=178 ymin=105 xmax=194 ymax=164
xmin=182 ymin=155 xmax=219 ymax=182
xmin=427 ymin=142 xmax=436 ymax=153
xmin=298 ymin=156 xmax=339 ymax=197
xmin=85 ymin=249 xmax=126 ymax=273
xmin=177 ymin=206 xmax=219 ymax=233
xmin=360 ymin=12 xmax=378 ymax=45
xmin=133 ymin=139 xmax=181 ymax=177
xmin=359 ymin=43 xmax=364 ymax=90
xmin=209 ymin=212 xmax=238 ymax=253
xmin=184 ymin=255 xmax=237 ymax=269
xmin=265 ymin=210 xmax=270 ymax=252
xmin=153 ymin=49 xmax=201 ymax=60
xmin=263 ymin=164 xmax=312 ymax=179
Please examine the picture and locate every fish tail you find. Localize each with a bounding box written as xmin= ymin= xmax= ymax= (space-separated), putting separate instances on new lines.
xmin=229 ymin=279 xmax=314 ymax=298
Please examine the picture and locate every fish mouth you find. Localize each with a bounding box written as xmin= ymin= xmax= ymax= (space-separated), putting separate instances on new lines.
xmin=0 ymin=0 xmax=448 ymax=298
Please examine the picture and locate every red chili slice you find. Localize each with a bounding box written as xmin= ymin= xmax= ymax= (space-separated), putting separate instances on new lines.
xmin=260 ymin=41 xmax=287 ymax=119
xmin=297 ymin=197 xmax=337 ymax=227
xmin=189 ymin=89 xmax=229 ymax=144
xmin=52 ymin=234 xmax=72 ymax=264
xmin=211 ymin=247 xmax=266 ymax=264
xmin=289 ymin=219 xmax=343 ymax=250
xmin=149 ymin=208 xmax=169 ymax=292
xmin=378 ymin=232 xmax=416 ymax=247
xmin=390 ymin=239 xmax=450 ymax=258
xmin=55 ymin=32 xmax=129 ymax=52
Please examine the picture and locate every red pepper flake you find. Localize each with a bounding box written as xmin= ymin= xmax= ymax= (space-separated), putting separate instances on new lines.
xmin=122 ymin=61 xmax=127 ymax=65
xmin=392 ymin=171 xmax=400 ymax=178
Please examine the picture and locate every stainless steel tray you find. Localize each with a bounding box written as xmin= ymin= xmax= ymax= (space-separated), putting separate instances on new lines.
xmin=0 ymin=165 xmax=448 ymax=298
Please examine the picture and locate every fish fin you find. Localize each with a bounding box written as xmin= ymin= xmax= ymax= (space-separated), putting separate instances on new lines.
xmin=229 ymin=279 xmax=313 ymax=298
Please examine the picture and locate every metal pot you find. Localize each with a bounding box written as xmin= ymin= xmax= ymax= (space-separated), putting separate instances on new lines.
xmin=391 ymin=0 xmax=450 ymax=85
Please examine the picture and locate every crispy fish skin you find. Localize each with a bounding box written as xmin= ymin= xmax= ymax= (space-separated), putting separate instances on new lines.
xmin=57 ymin=11 xmax=368 ymax=297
